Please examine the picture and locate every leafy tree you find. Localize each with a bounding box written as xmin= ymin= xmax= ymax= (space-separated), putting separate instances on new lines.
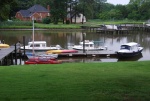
xmin=0 ymin=0 xmax=17 ymax=21
xmin=138 ymin=1 xmax=150 ymax=20
xmin=108 ymin=9 xmax=123 ymax=20
xmin=50 ymin=0 xmax=68 ymax=24
xmin=115 ymin=5 xmax=128 ymax=19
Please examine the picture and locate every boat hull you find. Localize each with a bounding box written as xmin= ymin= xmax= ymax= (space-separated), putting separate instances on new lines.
xmin=117 ymin=50 xmax=143 ymax=58
xmin=72 ymin=47 xmax=105 ymax=51
xmin=0 ymin=44 xmax=10 ymax=48
xmin=46 ymin=49 xmax=78 ymax=54
xmin=25 ymin=52 xmax=58 ymax=59
xmin=25 ymin=58 xmax=61 ymax=64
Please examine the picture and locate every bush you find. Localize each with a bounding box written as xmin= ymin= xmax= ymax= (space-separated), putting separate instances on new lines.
xmin=0 ymin=21 xmax=32 ymax=26
xmin=42 ymin=17 xmax=51 ymax=24
xmin=66 ymin=20 xmax=70 ymax=24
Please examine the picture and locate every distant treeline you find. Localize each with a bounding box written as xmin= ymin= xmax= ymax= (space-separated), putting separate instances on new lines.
xmin=0 ymin=0 xmax=150 ymax=23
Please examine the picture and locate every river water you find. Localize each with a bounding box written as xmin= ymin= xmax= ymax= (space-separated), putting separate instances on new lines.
xmin=0 ymin=30 xmax=150 ymax=63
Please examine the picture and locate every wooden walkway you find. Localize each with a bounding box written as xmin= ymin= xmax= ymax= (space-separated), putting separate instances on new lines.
xmin=82 ymin=24 xmax=150 ymax=33
xmin=58 ymin=50 xmax=117 ymax=57
xmin=0 ymin=45 xmax=20 ymax=65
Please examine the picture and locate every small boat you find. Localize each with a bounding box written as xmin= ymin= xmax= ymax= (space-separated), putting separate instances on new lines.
xmin=25 ymin=57 xmax=61 ymax=64
xmin=69 ymin=40 xmax=107 ymax=51
xmin=25 ymin=52 xmax=58 ymax=59
xmin=20 ymin=41 xmax=62 ymax=51
xmin=0 ymin=43 xmax=10 ymax=48
xmin=46 ymin=49 xmax=78 ymax=54
xmin=116 ymin=42 xmax=143 ymax=58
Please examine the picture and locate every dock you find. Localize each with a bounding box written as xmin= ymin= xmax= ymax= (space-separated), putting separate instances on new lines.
xmin=82 ymin=24 xmax=150 ymax=33
xmin=58 ymin=50 xmax=117 ymax=57
xmin=0 ymin=45 xmax=21 ymax=66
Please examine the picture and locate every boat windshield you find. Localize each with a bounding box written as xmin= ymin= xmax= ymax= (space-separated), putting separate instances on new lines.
xmin=30 ymin=44 xmax=40 ymax=47
xmin=121 ymin=45 xmax=130 ymax=50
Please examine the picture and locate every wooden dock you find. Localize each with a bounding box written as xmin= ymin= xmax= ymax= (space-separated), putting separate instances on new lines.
xmin=0 ymin=45 xmax=21 ymax=66
xmin=82 ymin=24 xmax=150 ymax=33
xmin=95 ymin=29 xmax=130 ymax=34
xmin=58 ymin=50 xmax=117 ymax=57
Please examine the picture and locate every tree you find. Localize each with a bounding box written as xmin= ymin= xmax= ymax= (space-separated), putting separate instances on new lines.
xmin=0 ymin=0 xmax=17 ymax=21
xmin=50 ymin=0 xmax=68 ymax=24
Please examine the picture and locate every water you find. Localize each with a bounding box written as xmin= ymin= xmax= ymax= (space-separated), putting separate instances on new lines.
xmin=0 ymin=30 xmax=150 ymax=63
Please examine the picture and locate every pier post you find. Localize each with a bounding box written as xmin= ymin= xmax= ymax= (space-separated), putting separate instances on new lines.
xmin=10 ymin=53 xmax=13 ymax=65
xmin=15 ymin=44 xmax=17 ymax=65
xmin=23 ymin=36 xmax=26 ymax=58
xmin=82 ymin=32 xmax=86 ymax=53
xmin=19 ymin=52 xmax=22 ymax=65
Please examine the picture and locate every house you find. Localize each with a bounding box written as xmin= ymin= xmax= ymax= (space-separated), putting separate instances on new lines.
xmin=74 ymin=13 xmax=86 ymax=23
xmin=67 ymin=3 xmax=86 ymax=23
xmin=67 ymin=13 xmax=86 ymax=23
xmin=15 ymin=4 xmax=50 ymax=22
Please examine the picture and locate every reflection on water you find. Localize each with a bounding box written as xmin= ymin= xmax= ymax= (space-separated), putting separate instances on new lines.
xmin=58 ymin=53 xmax=143 ymax=63
xmin=0 ymin=30 xmax=150 ymax=62
xmin=117 ymin=53 xmax=143 ymax=62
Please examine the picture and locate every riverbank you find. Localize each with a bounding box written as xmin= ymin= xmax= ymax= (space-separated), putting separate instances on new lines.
xmin=0 ymin=19 xmax=145 ymax=29
xmin=0 ymin=61 xmax=150 ymax=101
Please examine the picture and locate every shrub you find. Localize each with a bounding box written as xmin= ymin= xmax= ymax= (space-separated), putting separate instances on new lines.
xmin=66 ymin=20 xmax=70 ymax=24
xmin=42 ymin=17 xmax=51 ymax=24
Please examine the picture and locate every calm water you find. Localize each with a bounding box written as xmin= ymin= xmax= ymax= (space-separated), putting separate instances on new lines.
xmin=0 ymin=30 xmax=150 ymax=62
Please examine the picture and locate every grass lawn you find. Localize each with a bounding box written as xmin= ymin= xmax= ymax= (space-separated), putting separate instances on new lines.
xmin=0 ymin=19 xmax=144 ymax=29
xmin=0 ymin=61 xmax=150 ymax=101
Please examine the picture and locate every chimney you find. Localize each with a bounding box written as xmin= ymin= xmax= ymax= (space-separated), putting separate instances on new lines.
xmin=47 ymin=5 xmax=50 ymax=11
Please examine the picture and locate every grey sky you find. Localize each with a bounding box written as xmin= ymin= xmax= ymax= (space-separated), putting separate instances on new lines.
xmin=106 ymin=0 xmax=130 ymax=5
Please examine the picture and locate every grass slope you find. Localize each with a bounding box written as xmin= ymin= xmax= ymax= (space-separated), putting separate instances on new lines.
xmin=0 ymin=20 xmax=144 ymax=29
xmin=0 ymin=61 xmax=150 ymax=101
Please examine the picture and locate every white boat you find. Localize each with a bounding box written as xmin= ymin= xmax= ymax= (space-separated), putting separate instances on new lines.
xmin=69 ymin=40 xmax=107 ymax=51
xmin=116 ymin=42 xmax=143 ymax=58
xmin=20 ymin=41 xmax=62 ymax=51
xmin=0 ymin=40 xmax=10 ymax=48
xmin=26 ymin=52 xmax=58 ymax=59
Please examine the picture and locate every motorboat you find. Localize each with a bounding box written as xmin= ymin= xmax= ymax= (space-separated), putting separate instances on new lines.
xmin=20 ymin=41 xmax=62 ymax=51
xmin=116 ymin=42 xmax=143 ymax=58
xmin=0 ymin=43 xmax=10 ymax=48
xmin=0 ymin=40 xmax=10 ymax=48
xmin=46 ymin=49 xmax=78 ymax=54
xmin=25 ymin=57 xmax=61 ymax=64
xmin=69 ymin=40 xmax=107 ymax=51
xmin=25 ymin=52 xmax=58 ymax=59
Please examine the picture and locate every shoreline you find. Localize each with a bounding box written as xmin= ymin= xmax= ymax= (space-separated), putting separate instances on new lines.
xmin=0 ymin=28 xmax=83 ymax=31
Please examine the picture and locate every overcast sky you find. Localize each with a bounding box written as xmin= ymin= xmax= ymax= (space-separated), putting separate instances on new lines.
xmin=106 ymin=0 xmax=130 ymax=5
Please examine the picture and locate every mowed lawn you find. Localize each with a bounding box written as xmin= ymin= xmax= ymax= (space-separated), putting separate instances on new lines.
xmin=0 ymin=61 xmax=150 ymax=101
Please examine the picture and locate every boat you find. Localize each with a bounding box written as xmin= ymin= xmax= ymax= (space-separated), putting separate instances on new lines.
xmin=46 ymin=49 xmax=78 ymax=54
xmin=68 ymin=40 xmax=107 ymax=51
xmin=116 ymin=42 xmax=143 ymax=58
xmin=0 ymin=40 xmax=10 ymax=48
xmin=25 ymin=52 xmax=58 ymax=59
xmin=20 ymin=41 xmax=62 ymax=51
xmin=0 ymin=43 xmax=10 ymax=48
xmin=118 ymin=53 xmax=143 ymax=61
xmin=25 ymin=57 xmax=61 ymax=64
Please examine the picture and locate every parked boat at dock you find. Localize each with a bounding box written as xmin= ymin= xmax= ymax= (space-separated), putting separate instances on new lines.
xmin=25 ymin=57 xmax=61 ymax=64
xmin=20 ymin=41 xmax=62 ymax=51
xmin=116 ymin=42 xmax=143 ymax=58
xmin=68 ymin=40 xmax=107 ymax=51
xmin=0 ymin=43 xmax=10 ymax=48
xmin=0 ymin=40 xmax=10 ymax=48
xmin=25 ymin=52 xmax=58 ymax=59
xmin=46 ymin=49 xmax=78 ymax=54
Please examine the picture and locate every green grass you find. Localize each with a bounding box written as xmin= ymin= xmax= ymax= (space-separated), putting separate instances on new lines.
xmin=0 ymin=61 xmax=150 ymax=101
xmin=35 ymin=23 xmax=81 ymax=29
xmin=0 ymin=19 xmax=145 ymax=29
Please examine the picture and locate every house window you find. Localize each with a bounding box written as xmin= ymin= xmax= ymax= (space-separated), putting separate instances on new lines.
xmin=48 ymin=13 xmax=50 ymax=16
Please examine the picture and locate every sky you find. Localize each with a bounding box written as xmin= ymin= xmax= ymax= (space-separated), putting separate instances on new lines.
xmin=106 ymin=0 xmax=130 ymax=5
